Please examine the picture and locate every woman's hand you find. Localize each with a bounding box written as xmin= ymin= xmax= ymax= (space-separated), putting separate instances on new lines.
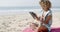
xmin=35 ymin=17 xmax=41 ymax=21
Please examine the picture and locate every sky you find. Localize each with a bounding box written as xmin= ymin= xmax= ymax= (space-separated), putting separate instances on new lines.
xmin=0 ymin=0 xmax=60 ymax=8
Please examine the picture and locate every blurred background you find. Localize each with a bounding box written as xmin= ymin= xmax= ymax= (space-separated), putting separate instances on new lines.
xmin=0 ymin=0 xmax=60 ymax=9
xmin=0 ymin=0 xmax=60 ymax=32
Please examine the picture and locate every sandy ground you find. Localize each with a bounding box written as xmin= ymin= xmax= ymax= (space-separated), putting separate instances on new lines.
xmin=0 ymin=11 xmax=60 ymax=32
xmin=52 ymin=12 xmax=60 ymax=28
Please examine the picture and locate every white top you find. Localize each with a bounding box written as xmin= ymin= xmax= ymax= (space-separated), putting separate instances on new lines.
xmin=40 ymin=10 xmax=52 ymax=31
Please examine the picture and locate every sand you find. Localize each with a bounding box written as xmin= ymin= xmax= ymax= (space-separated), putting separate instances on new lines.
xmin=0 ymin=11 xmax=60 ymax=32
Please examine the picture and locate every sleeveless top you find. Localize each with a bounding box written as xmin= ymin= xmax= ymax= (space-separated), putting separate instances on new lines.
xmin=40 ymin=10 xmax=52 ymax=31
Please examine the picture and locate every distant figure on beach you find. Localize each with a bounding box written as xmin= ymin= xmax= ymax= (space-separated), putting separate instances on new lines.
xmin=29 ymin=0 xmax=52 ymax=32
xmin=22 ymin=23 xmax=38 ymax=32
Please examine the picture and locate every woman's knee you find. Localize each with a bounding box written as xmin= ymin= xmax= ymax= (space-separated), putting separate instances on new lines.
xmin=38 ymin=26 xmax=48 ymax=32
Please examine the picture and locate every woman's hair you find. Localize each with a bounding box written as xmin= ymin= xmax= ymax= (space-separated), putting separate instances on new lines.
xmin=39 ymin=0 xmax=51 ymax=8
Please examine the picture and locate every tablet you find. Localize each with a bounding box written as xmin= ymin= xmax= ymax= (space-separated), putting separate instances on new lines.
xmin=29 ymin=12 xmax=37 ymax=19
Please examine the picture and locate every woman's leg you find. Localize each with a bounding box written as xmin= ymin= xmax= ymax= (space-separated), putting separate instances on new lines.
xmin=38 ymin=25 xmax=48 ymax=32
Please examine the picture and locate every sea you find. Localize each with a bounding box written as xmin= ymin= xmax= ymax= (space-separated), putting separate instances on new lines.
xmin=0 ymin=7 xmax=60 ymax=15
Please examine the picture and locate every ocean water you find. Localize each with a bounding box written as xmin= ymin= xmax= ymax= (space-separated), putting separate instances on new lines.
xmin=0 ymin=7 xmax=60 ymax=15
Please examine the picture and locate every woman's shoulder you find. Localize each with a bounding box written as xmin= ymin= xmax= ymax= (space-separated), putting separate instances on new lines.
xmin=46 ymin=10 xmax=52 ymax=16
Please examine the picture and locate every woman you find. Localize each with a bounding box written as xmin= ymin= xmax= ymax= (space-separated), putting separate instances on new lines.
xmin=35 ymin=0 xmax=52 ymax=32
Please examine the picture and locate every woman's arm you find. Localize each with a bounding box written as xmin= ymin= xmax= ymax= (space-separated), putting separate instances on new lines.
xmin=42 ymin=15 xmax=52 ymax=24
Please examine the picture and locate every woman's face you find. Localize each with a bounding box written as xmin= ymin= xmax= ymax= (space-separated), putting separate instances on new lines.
xmin=42 ymin=4 xmax=49 ymax=11
xmin=40 ymin=2 xmax=49 ymax=11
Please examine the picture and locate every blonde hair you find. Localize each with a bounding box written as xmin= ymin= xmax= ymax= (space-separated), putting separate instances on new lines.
xmin=39 ymin=0 xmax=51 ymax=8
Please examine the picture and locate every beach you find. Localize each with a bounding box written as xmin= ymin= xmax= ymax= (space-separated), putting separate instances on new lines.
xmin=0 ymin=9 xmax=60 ymax=32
